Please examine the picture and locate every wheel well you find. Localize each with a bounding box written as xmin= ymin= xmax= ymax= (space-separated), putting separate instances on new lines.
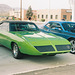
xmin=11 ymin=42 xmax=15 ymax=50
xmin=68 ymin=37 xmax=75 ymax=41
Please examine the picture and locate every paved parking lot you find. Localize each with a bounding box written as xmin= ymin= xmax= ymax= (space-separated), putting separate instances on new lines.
xmin=15 ymin=64 xmax=75 ymax=75
xmin=0 ymin=46 xmax=75 ymax=75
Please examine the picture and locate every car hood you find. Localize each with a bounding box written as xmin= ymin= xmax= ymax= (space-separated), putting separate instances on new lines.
xmin=11 ymin=31 xmax=70 ymax=46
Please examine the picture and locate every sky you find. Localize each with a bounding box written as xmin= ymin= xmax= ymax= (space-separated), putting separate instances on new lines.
xmin=0 ymin=0 xmax=71 ymax=9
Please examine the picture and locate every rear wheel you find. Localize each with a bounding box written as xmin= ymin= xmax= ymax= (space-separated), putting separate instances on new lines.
xmin=12 ymin=43 xmax=23 ymax=59
xmin=48 ymin=54 xmax=56 ymax=56
xmin=70 ymin=39 xmax=75 ymax=54
xmin=0 ymin=44 xmax=2 ymax=46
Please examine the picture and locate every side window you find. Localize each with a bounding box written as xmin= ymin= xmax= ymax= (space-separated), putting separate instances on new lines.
xmin=10 ymin=23 xmax=16 ymax=31
xmin=10 ymin=23 xmax=37 ymax=31
xmin=51 ymin=23 xmax=62 ymax=30
xmin=46 ymin=22 xmax=52 ymax=28
xmin=0 ymin=22 xmax=9 ymax=31
xmin=46 ymin=23 xmax=50 ymax=28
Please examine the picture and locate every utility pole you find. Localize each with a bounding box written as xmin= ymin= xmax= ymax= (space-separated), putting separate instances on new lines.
xmin=72 ymin=0 xmax=75 ymax=22
xmin=48 ymin=0 xmax=50 ymax=21
xmin=20 ymin=0 xmax=22 ymax=20
xmin=69 ymin=0 xmax=75 ymax=21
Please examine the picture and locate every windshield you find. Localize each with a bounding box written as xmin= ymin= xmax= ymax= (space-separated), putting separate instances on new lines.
xmin=10 ymin=23 xmax=39 ymax=31
xmin=62 ymin=22 xmax=75 ymax=31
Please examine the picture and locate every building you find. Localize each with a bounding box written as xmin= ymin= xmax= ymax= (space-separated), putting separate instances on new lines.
xmin=9 ymin=9 xmax=24 ymax=20
xmin=9 ymin=9 xmax=37 ymax=20
xmin=37 ymin=9 xmax=72 ymax=21
xmin=9 ymin=9 xmax=72 ymax=21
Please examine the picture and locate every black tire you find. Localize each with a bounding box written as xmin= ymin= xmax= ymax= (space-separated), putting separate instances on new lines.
xmin=12 ymin=43 xmax=23 ymax=59
xmin=69 ymin=39 xmax=75 ymax=54
xmin=48 ymin=54 xmax=56 ymax=56
xmin=0 ymin=44 xmax=2 ymax=46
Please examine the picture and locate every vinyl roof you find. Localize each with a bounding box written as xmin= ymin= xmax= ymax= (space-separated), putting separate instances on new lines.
xmin=48 ymin=21 xmax=75 ymax=23
xmin=1 ymin=20 xmax=34 ymax=24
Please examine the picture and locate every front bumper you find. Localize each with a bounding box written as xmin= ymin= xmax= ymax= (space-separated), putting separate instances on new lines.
xmin=35 ymin=44 xmax=71 ymax=52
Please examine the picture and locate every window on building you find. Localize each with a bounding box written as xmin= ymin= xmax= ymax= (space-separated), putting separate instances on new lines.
xmin=42 ymin=15 xmax=44 ymax=19
xmin=55 ymin=15 xmax=58 ymax=19
xmin=63 ymin=15 xmax=67 ymax=19
xmin=70 ymin=15 xmax=72 ymax=20
xmin=51 ymin=15 xmax=53 ymax=19
xmin=46 ymin=15 xmax=48 ymax=19
xmin=38 ymin=15 xmax=40 ymax=18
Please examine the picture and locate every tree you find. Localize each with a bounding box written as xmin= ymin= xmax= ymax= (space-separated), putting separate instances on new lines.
xmin=26 ymin=6 xmax=33 ymax=20
xmin=33 ymin=15 xmax=36 ymax=20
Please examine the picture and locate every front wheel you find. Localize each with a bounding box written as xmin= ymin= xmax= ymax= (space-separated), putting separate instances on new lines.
xmin=12 ymin=43 xmax=23 ymax=59
xmin=0 ymin=44 xmax=2 ymax=46
xmin=70 ymin=39 xmax=75 ymax=54
xmin=48 ymin=54 xmax=56 ymax=56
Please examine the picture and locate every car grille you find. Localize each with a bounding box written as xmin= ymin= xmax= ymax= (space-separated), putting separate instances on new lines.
xmin=55 ymin=45 xmax=71 ymax=51
xmin=34 ymin=45 xmax=55 ymax=52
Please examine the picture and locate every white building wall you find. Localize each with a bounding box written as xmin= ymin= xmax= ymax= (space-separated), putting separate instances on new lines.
xmin=9 ymin=9 xmax=24 ymax=20
xmin=37 ymin=9 xmax=61 ymax=21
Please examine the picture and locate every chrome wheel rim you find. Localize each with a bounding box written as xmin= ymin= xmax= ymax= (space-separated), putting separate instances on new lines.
xmin=70 ymin=40 xmax=75 ymax=53
xmin=13 ymin=44 xmax=18 ymax=57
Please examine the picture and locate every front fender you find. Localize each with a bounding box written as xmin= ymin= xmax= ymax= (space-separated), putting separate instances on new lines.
xmin=17 ymin=40 xmax=42 ymax=55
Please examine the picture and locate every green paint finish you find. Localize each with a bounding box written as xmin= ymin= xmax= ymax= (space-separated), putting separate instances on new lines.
xmin=0 ymin=30 xmax=71 ymax=55
xmin=0 ymin=21 xmax=71 ymax=56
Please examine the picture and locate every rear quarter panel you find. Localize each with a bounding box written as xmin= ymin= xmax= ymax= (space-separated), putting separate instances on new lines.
xmin=0 ymin=31 xmax=41 ymax=55
xmin=0 ymin=31 xmax=24 ymax=49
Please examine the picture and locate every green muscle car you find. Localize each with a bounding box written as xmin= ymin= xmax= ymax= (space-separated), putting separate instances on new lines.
xmin=0 ymin=21 xmax=71 ymax=59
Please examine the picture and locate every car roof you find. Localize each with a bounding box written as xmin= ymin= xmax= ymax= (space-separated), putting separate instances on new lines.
xmin=48 ymin=21 xmax=75 ymax=24
xmin=1 ymin=20 xmax=35 ymax=24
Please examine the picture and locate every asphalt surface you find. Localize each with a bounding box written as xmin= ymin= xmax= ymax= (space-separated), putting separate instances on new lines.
xmin=15 ymin=64 xmax=75 ymax=75
xmin=0 ymin=46 xmax=75 ymax=75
